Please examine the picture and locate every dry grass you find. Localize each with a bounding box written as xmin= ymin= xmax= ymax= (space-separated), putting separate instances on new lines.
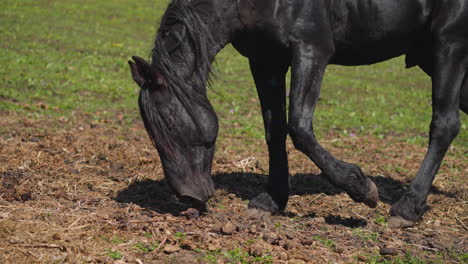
xmin=0 ymin=114 xmax=466 ymax=263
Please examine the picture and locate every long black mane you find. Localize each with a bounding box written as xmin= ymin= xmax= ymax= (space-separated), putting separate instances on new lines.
xmin=151 ymin=0 xmax=214 ymax=90
xmin=140 ymin=0 xmax=214 ymax=157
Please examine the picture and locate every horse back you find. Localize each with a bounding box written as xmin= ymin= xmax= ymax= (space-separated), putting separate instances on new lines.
xmin=232 ymin=0 xmax=468 ymax=67
xmin=330 ymin=0 xmax=433 ymax=65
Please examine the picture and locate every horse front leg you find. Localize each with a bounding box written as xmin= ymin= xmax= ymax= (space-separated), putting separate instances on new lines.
xmin=247 ymin=59 xmax=290 ymax=212
xmin=288 ymin=43 xmax=379 ymax=208
xmin=389 ymin=46 xmax=464 ymax=228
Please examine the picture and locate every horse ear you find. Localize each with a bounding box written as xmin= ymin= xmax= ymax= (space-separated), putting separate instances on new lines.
xmin=128 ymin=56 xmax=158 ymax=88
xmin=128 ymin=60 xmax=145 ymax=87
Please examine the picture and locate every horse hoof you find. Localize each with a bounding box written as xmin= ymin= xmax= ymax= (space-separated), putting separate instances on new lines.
xmin=248 ymin=192 xmax=279 ymax=212
xmin=363 ymin=180 xmax=379 ymax=208
xmin=388 ymin=216 xmax=415 ymax=228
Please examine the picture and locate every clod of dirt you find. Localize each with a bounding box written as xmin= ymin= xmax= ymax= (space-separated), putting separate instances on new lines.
xmin=1 ymin=170 xmax=33 ymax=202
xmin=21 ymin=137 xmax=40 ymax=143
xmin=52 ymin=233 xmax=62 ymax=240
xmin=221 ymin=221 xmax=235 ymax=235
xmin=210 ymin=223 xmax=222 ymax=233
xmin=182 ymin=208 xmax=200 ymax=219
xmin=52 ymin=189 xmax=69 ymax=200
xmin=96 ymin=153 xmax=107 ymax=161
xmin=379 ymin=247 xmax=399 ymax=256
xmin=262 ymin=232 xmax=279 ymax=245
xmin=249 ymin=247 xmax=263 ymax=257
xmin=357 ymin=255 xmax=368 ymax=262
xmin=163 ymin=244 xmax=180 ymax=254
xmin=248 ymin=224 xmax=258 ymax=234
xmin=278 ymin=251 xmax=288 ymax=260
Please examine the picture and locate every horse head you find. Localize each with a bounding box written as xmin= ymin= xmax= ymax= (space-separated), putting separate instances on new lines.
xmin=128 ymin=56 xmax=218 ymax=207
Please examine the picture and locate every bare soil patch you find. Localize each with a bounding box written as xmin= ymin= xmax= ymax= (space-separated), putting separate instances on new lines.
xmin=0 ymin=115 xmax=466 ymax=263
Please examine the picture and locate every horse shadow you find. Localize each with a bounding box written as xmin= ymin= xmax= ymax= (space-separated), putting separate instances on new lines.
xmin=115 ymin=171 xmax=453 ymax=225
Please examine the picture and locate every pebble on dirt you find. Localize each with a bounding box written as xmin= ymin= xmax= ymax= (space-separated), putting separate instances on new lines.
xmin=221 ymin=221 xmax=235 ymax=235
xmin=163 ymin=244 xmax=180 ymax=254
xmin=379 ymin=247 xmax=399 ymax=256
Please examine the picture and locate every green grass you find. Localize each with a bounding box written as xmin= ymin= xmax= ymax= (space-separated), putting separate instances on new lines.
xmin=361 ymin=251 xmax=445 ymax=264
xmin=352 ymin=228 xmax=380 ymax=243
xmin=201 ymin=247 xmax=273 ymax=264
xmin=0 ymin=0 xmax=466 ymax=148
xmin=134 ymin=242 xmax=159 ymax=253
xmin=106 ymin=249 xmax=123 ymax=260
xmin=313 ymin=235 xmax=336 ymax=250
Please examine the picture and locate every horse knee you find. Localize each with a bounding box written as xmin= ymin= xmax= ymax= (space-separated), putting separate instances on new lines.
xmin=265 ymin=128 xmax=288 ymax=147
xmin=288 ymin=122 xmax=313 ymax=152
xmin=430 ymin=114 xmax=460 ymax=146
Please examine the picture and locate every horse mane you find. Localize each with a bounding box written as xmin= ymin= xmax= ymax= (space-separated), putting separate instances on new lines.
xmin=140 ymin=0 xmax=214 ymax=157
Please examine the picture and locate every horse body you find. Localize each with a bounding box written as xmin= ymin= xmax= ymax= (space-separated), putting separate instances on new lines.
xmin=129 ymin=0 xmax=467 ymax=227
xmin=233 ymin=0 xmax=434 ymax=65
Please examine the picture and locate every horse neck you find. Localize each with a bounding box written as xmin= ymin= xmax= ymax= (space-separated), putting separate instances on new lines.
xmin=198 ymin=0 xmax=240 ymax=58
xmin=158 ymin=0 xmax=239 ymax=94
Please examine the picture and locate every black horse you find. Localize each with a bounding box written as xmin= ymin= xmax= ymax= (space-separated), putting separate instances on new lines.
xmin=129 ymin=0 xmax=467 ymax=228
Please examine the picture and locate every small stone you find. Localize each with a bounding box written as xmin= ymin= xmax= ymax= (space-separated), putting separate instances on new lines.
xmin=221 ymin=222 xmax=235 ymax=235
xmin=52 ymin=233 xmax=61 ymax=240
xmin=262 ymin=232 xmax=279 ymax=244
xmin=334 ymin=245 xmax=344 ymax=253
xmin=357 ymin=255 xmax=368 ymax=262
xmin=182 ymin=208 xmax=200 ymax=219
xmin=285 ymin=232 xmax=295 ymax=240
xmin=379 ymin=247 xmax=398 ymax=256
xmin=163 ymin=245 xmax=180 ymax=254
xmin=175 ymin=226 xmax=185 ymax=233
xmin=248 ymin=225 xmax=257 ymax=234
xmin=278 ymin=251 xmax=288 ymax=260
xmin=250 ymin=247 xmax=263 ymax=257
xmin=210 ymin=223 xmax=222 ymax=233
xmin=96 ymin=153 xmax=107 ymax=160
xmin=289 ymin=208 xmax=299 ymax=215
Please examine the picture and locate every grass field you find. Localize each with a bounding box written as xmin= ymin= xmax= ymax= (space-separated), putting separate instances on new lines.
xmin=0 ymin=0 xmax=467 ymax=263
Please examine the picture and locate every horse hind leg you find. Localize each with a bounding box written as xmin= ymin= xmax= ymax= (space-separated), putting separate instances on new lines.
xmin=390 ymin=47 xmax=464 ymax=228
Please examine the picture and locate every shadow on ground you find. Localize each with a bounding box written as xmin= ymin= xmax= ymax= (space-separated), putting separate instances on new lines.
xmin=115 ymin=172 xmax=453 ymax=216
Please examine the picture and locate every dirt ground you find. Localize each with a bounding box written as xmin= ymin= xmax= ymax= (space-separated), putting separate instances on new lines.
xmin=0 ymin=113 xmax=466 ymax=264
